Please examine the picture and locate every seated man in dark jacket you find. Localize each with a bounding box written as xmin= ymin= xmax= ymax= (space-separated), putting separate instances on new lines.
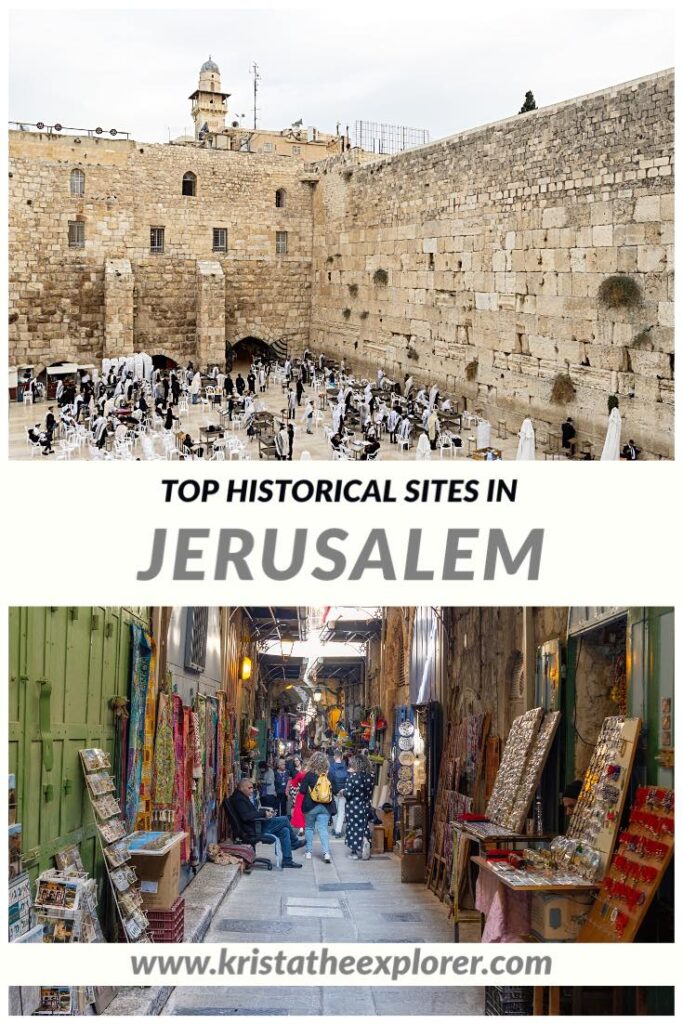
xmin=228 ymin=779 xmax=304 ymax=868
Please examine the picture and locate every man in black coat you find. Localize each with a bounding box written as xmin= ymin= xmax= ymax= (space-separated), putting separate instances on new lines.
xmin=228 ymin=779 xmax=304 ymax=867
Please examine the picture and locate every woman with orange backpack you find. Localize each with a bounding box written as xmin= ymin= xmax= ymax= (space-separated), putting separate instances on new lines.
xmin=300 ymin=751 xmax=336 ymax=863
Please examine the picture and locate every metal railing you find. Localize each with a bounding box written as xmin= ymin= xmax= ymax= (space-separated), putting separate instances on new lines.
xmin=9 ymin=121 xmax=130 ymax=139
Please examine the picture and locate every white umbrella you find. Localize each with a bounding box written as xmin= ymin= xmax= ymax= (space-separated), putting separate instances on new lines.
xmin=516 ymin=418 xmax=536 ymax=460
xmin=600 ymin=407 xmax=622 ymax=460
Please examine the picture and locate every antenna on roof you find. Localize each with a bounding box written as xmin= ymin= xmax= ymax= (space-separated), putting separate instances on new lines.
xmin=251 ymin=62 xmax=261 ymax=130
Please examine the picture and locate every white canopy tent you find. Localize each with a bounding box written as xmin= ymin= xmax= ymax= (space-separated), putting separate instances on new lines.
xmin=600 ymin=407 xmax=622 ymax=460
xmin=516 ymin=418 xmax=536 ymax=460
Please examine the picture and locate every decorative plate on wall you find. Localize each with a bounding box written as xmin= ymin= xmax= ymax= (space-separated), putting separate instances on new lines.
xmin=398 ymin=735 xmax=414 ymax=750
xmin=398 ymin=721 xmax=415 ymax=737
xmin=398 ymin=750 xmax=416 ymax=766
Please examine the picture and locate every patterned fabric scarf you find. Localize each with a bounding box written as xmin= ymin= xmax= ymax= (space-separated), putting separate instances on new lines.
xmin=170 ymin=696 xmax=188 ymax=860
xmin=124 ymin=624 xmax=152 ymax=831
xmin=152 ymin=691 xmax=175 ymax=828
xmin=137 ymin=639 xmax=158 ymax=831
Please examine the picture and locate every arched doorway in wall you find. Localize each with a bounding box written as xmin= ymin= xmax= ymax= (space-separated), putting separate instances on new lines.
xmin=152 ymin=354 xmax=179 ymax=372
xmin=227 ymin=336 xmax=282 ymax=371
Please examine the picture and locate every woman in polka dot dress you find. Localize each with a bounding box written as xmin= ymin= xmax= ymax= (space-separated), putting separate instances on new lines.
xmin=344 ymin=756 xmax=374 ymax=859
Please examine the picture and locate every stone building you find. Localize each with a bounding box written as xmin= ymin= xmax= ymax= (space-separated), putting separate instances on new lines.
xmin=8 ymin=66 xmax=674 ymax=456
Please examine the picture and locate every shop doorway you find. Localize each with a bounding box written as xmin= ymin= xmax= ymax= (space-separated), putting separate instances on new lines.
xmin=565 ymin=613 xmax=628 ymax=792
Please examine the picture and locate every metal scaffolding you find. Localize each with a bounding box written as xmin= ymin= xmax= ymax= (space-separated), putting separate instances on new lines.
xmin=353 ymin=119 xmax=429 ymax=155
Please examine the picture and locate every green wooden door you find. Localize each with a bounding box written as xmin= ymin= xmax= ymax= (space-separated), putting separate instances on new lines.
xmin=8 ymin=606 xmax=150 ymax=907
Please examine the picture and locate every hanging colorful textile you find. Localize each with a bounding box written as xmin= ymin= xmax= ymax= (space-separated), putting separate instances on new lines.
xmin=124 ymin=624 xmax=152 ymax=832
xmin=170 ymin=696 xmax=189 ymax=861
xmin=137 ymin=641 xmax=159 ymax=831
xmin=183 ymin=706 xmax=196 ymax=865
xmin=216 ymin=692 xmax=226 ymax=805
xmin=152 ymin=690 xmax=176 ymax=828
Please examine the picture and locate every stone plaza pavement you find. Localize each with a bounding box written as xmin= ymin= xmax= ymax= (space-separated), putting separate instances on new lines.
xmin=160 ymin=835 xmax=484 ymax=1016
xmin=9 ymin=381 xmax=526 ymax=462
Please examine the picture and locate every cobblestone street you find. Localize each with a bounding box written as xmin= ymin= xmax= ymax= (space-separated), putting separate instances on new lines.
xmin=161 ymin=835 xmax=484 ymax=1016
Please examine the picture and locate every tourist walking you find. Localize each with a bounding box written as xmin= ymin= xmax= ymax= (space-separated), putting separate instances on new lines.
xmin=344 ymin=757 xmax=374 ymax=859
xmin=301 ymin=751 xmax=335 ymax=863
xmin=329 ymin=750 xmax=349 ymax=837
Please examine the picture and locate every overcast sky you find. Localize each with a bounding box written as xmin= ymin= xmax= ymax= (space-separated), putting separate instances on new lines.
xmin=9 ymin=9 xmax=674 ymax=144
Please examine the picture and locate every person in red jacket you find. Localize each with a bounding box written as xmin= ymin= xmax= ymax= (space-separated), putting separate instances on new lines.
xmin=287 ymin=758 xmax=306 ymax=836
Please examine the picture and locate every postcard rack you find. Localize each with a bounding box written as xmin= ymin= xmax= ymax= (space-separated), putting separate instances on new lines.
xmin=78 ymin=748 xmax=151 ymax=943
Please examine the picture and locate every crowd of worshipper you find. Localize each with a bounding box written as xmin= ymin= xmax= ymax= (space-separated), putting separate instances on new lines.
xmin=225 ymin=748 xmax=380 ymax=868
xmin=21 ymin=348 xmax=640 ymax=461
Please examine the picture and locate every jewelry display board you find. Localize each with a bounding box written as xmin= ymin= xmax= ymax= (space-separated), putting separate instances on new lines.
xmin=566 ymin=716 xmax=641 ymax=879
xmin=579 ymin=785 xmax=674 ymax=942
xmin=485 ymin=707 xmax=544 ymax=830
xmin=509 ymin=711 xmax=561 ymax=833
xmin=78 ymin=748 xmax=152 ymax=943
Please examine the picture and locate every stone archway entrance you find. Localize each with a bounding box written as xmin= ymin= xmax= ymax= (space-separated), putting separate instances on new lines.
xmin=227 ymin=337 xmax=279 ymax=371
xmin=152 ymin=354 xmax=179 ymax=372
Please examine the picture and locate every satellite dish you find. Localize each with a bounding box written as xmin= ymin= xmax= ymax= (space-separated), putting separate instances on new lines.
xmin=110 ymin=129 xmax=117 ymax=136
xmin=95 ymin=127 xmax=103 ymax=134
xmin=36 ymin=122 xmax=44 ymax=130
xmin=54 ymin=123 xmax=62 ymax=132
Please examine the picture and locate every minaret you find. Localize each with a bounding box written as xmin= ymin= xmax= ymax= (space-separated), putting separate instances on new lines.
xmin=189 ymin=57 xmax=230 ymax=138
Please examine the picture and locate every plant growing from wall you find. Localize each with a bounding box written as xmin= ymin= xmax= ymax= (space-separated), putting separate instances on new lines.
xmin=360 ymin=311 xmax=369 ymax=320
xmin=465 ymin=359 xmax=479 ymax=382
xmin=632 ymin=325 xmax=654 ymax=350
xmin=407 ymin=347 xmax=420 ymax=361
xmin=550 ymin=372 xmax=576 ymax=404
xmin=343 ymin=169 xmax=353 ymax=181
xmin=342 ymin=307 xmax=352 ymax=320
xmin=326 ymin=256 xmax=334 ymax=264
xmin=608 ymin=394 xmax=620 ymax=413
xmin=597 ymin=275 xmax=643 ymax=310
xmin=373 ymin=268 xmax=389 ymax=286
xmin=348 ymin=283 xmax=359 ymax=297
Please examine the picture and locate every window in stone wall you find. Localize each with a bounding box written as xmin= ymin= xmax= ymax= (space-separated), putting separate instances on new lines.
xmin=182 ymin=171 xmax=197 ymax=197
xmin=213 ymin=227 xmax=228 ymax=253
xmin=263 ymin=142 xmax=273 ymax=153
xmin=69 ymin=168 xmax=85 ymax=196
xmin=292 ymin=146 xmax=300 ymax=155
xmin=275 ymin=188 xmax=287 ymax=208
xmin=150 ymin=226 xmax=165 ymax=254
xmin=275 ymin=230 xmax=288 ymax=255
xmin=68 ymin=220 xmax=85 ymax=248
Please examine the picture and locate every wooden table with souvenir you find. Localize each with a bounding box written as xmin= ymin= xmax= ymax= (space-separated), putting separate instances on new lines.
xmin=472 ymin=447 xmax=503 ymax=460
xmin=473 ymin=716 xmax=641 ymax=924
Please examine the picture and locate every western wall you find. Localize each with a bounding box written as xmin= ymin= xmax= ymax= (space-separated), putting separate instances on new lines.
xmin=8 ymin=69 xmax=674 ymax=456
xmin=309 ymin=70 xmax=674 ymax=457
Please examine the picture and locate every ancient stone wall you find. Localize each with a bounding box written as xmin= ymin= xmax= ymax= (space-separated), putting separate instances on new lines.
xmin=9 ymin=133 xmax=313 ymax=369
xmin=309 ymin=71 xmax=674 ymax=458
xmin=8 ymin=71 xmax=674 ymax=454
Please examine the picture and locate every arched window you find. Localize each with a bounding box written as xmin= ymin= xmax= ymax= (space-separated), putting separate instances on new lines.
xmin=182 ymin=171 xmax=197 ymax=197
xmin=70 ymin=168 xmax=85 ymax=196
xmin=275 ymin=188 xmax=286 ymax=208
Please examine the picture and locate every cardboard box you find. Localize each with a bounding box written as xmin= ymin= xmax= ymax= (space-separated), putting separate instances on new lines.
xmin=400 ymin=851 xmax=425 ymax=883
xmin=129 ymin=842 xmax=180 ymax=912
xmin=530 ymin=892 xmax=594 ymax=942
xmin=372 ymin=824 xmax=385 ymax=854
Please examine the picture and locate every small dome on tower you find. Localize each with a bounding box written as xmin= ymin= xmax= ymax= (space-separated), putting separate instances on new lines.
xmin=201 ymin=57 xmax=219 ymax=74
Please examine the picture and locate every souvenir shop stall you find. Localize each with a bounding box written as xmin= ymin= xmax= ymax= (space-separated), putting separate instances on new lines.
xmin=448 ymin=710 xmax=674 ymax=946
xmin=389 ymin=702 xmax=443 ymax=880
